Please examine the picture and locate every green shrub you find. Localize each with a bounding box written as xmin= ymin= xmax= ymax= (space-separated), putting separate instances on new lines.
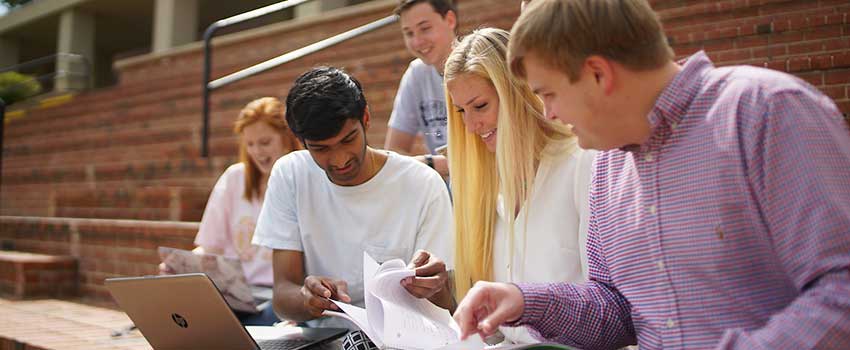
xmin=0 ymin=71 xmax=42 ymax=105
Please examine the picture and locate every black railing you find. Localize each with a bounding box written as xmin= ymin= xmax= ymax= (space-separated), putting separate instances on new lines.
xmin=200 ymin=0 xmax=398 ymax=157
xmin=201 ymin=0 xmax=312 ymax=158
xmin=0 ymin=97 xmax=5 ymax=209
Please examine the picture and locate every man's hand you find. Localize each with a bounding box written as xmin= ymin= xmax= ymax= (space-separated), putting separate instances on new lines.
xmin=301 ymin=276 xmax=351 ymax=318
xmin=453 ymin=281 xmax=525 ymax=341
xmin=402 ymin=250 xmax=448 ymax=299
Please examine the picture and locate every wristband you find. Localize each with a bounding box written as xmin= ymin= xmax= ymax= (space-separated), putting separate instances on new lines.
xmin=424 ymin=154 xmax=435 ymax=169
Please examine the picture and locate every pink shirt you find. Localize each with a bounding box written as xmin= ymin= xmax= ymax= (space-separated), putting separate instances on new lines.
xmin=195 ymin=163 xmax=273 ymax=286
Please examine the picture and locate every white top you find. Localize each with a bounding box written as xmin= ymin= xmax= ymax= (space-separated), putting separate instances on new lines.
xmin=194 ymin=163 xmax=273 ymax=286
xmin=387 ymin=58 xmax=447 ymax=154
xmin=252 ymin=150 xmax=454 ymax=328
xmin=493 ymin=145 xmax=596 ymax=344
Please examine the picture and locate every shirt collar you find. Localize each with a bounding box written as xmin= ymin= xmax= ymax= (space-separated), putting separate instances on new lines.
xmin=648 ymin=51 xmax=714 ymax=131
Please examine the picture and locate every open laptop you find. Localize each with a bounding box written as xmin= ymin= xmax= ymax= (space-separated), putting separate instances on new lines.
xmin=158 ymin=246 xmax=268 ymax=313
xmin=105 ymin=273 xmax=347 ymax=350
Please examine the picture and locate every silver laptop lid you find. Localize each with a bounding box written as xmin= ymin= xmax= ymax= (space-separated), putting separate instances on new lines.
xmin=106 ymin=273 xmax=259 ymax=350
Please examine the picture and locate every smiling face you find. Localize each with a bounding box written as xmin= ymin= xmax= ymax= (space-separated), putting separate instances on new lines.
xmin=400 ymin=2 xmax=456 ymax=69
xmin=447 ymin=73 xmax=500 ymax=152
xmin=241 ymin=121 xmax=288 ymax=175
xmin=303 ymin=117 xmax=371 ymax=186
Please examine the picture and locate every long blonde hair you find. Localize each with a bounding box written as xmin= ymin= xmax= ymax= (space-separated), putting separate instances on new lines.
xmin=233 ymin=97 xmax=302 ymax=201
xmin=445 ymin=28 xmax=575 ymax=300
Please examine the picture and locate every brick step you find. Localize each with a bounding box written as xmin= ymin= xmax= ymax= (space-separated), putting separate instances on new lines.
xmin=4 ymin=60 xmax=400 ymax=143
xmin=0 ymin=216 xmax=199 ymax=303
xmin=2 ymin=136 xmax=240 ymax=170
xmin=1 ymin=177 xmax=219 ymax=197
xmin=8 ymin=38 xmax=410 ymax=132
xmin=3 ymin=41 xmax=407 ymax=141
xmin=3 ymin=116 xmax=237 ymax=158
xmin=2 ymin=155 xmax=231 ymax=186
xmin=0 ymin=251 xmax=77 ymax=300
xmin=54 ymin=206 xmax=203 ymax=222
xmin=3 ymin=100 xmax=241 ymax=143
xmin=1 ymin=186 xmax=211 ymax=221
xmin=4 ymin=0 xmax=518 ymax=131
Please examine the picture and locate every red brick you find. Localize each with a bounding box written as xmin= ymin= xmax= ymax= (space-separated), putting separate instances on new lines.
xmin=796 ymin=71 xmax=825 ymax=86
xmin=825 ymin=69 xmax=850 ymax=85
xmin=805 ymin=25 xmax=844 ymax=41
xmin=763 ymin=60 xmax=786 ymax=72
xmin=772 ymin=18 xmax=790 ymax=32
xmin=787 ymin=15 xmax=809 ymax=31
xmin=788 ymin=41 xmax=824 ymax=55
xmin=773 ymin=30 xmax=805 ymax=44
xmin=703 ymin=39 xmax=736 ymax=52
xmin=812 ymin=55 xmax=834 ymax=70
xmin=835 ymin=53 xmax=850 ymax=68
xmin=706 ymin=27 xmax=740 ymax=40
xmin=736 ymin=34 xmax=770 ymax=48
xmin=714 ymin=49 xmax=753 ymax=63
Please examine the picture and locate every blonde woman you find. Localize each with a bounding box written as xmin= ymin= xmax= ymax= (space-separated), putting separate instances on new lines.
xmin=445 ymin=28 xmax=595 ymax=344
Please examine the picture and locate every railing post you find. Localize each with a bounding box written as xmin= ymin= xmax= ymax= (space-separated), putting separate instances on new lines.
xmin=201 ymin=25 xmax=216 ymax=158
xmin=0 ymin=97 xmax=5 ymax=209
xmin=199 ymin=0 xmax=313 ymax=158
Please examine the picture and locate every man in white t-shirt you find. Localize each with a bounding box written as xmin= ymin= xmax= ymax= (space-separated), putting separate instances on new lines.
xmin=253 ymin=67 xmax=454 ymax=329
xmin=384 ymin=0 xmax=458 ymax=178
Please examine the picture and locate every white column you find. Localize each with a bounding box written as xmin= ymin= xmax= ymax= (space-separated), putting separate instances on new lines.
xmin=55 ymin=8 xmax=94 ymax=91
xmin=152 ymin=0 xmax=199 ymax=53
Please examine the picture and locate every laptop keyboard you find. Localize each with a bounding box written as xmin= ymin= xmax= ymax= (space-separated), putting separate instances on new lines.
xmin=257 ymin=338 xmax=315 ymax=350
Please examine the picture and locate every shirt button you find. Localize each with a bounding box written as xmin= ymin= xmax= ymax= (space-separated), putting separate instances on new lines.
xmin=670 ymin=122 xmax=678 ymax=131
xmin=644 ymin=153 xmax=654 ymax=162
xmin=656 ymin=261 xmax=665 ymax=271
xmin=666 ymin=318 xmax=676 ymax=328
xmin=648 ymin=205 xmax=657 ymax=215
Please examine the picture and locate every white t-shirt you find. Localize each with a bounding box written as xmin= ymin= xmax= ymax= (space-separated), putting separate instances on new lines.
xmin=195 ymin=163 xmax=274 ymax=287
xmin=387 ymin=58 xmax=447 ymax=154
xmin=493 ymin=145 xmax=596 ymax=344
xmin=252 ymin=150 xmax=454 ymax=328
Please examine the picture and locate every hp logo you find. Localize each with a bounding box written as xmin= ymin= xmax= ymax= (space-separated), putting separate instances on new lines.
xmin=171 ymin=313 xmax=189 ymax=328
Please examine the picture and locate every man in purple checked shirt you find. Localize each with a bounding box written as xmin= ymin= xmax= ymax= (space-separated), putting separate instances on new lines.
xmin=452 ymin=0 xmax=850 ymax=349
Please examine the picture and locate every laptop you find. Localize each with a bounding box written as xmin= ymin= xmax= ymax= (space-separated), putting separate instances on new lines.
xmin=158 ymin=246 xmax=268 ymax=313
xmin=105 ymin=273 xmax=348 ymax=350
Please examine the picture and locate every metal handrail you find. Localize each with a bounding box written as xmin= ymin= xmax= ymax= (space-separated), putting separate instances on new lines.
xmin=200 ymin=1 xmax=399 ymax=157
xmin=0 ymin=97 xmax=5 ymax=209
xmin=201 ymin=0 xmax=313 ymax=158
xmin=207 ymin=15 xmax=398 ymax=90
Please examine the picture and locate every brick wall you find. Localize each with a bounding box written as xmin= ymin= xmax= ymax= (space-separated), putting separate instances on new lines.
xmin=0 ymin=0 xmax=847 ymax=306
xmin=657 ymin=0 xmax=850 ymax=119
xmin=0 ymin=0 xmax=522 ymax=221
xmin=0 ymin=216 xmax=198 ymax=305
xmin=1 ymin=0 xmax=847 ymax=220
